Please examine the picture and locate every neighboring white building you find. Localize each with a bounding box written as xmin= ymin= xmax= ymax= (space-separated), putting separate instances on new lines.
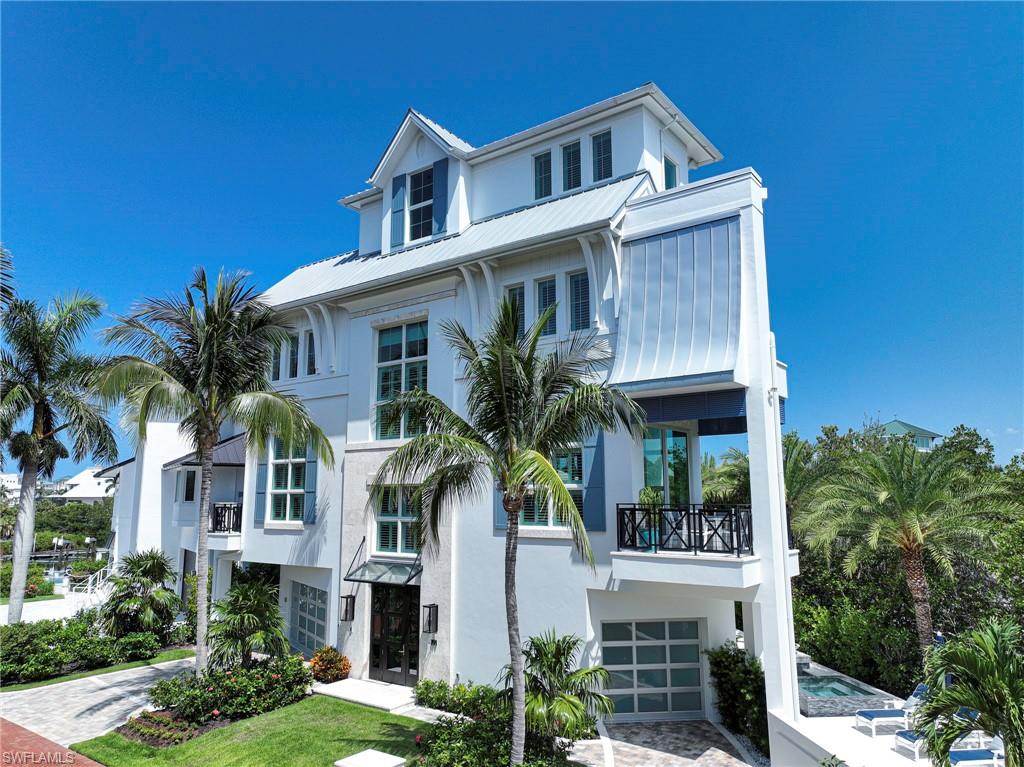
xmin=0 ymin=472 xmax=20 ymax=502
xmin=107 ymin=83 xmax=820 ymax=760
xmin=46 ymin=467 xmax=114 ymax=505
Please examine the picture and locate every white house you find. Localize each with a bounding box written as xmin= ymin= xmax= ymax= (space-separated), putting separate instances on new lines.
xmin=45 ymin=467 xmax=115 ymax=505
xmin=106 ymin=83 xmax=819 ymax=760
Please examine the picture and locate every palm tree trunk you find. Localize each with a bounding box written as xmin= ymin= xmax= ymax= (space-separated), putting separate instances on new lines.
xmin=503 ymin=496 xmax=526 ymax=766
xmin=7 ymin=456 xmax=38 ymax=624
xmin=900 ymin=547 xmax=934 ymax=653
xmin=194 ymin=435 xmax=215 ymax=674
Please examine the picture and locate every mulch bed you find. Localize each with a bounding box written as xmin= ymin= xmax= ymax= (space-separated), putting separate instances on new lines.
xmin=115 ymin=710 xmax=229 ymax=747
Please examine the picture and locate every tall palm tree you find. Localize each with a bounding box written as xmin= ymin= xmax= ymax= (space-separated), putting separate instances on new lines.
xmin=0 ymin=245 xmax=13 ymax=308
xmin=371 ymin=298 xmax=644 ymax=765
xmin=97 ymin=268 xmax=333 ymax=673
xmin=101 ymin=549 xmax=180 ymax=640
xmin=1 ymin=294 xmax=117 ymax=623
xmin=915 ymin=618 xmax=1023 ymax=767
xmin=796 ymin=439 xmax=1005 ymax=652
xmin=208 ymin=581 xmax=287 ymax=668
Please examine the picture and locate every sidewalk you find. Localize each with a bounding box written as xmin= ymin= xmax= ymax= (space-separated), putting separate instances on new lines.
xmin=0 ymin=718 xmax=104 ymax=766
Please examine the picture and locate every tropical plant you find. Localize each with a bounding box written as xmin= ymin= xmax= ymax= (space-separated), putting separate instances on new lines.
xmin=500 ymin=630 xmax=612 ymax=741
xmin=0 ymin=245 xmax=13 ymax=308
xmin=915 ymin=618 xmax=1023 ymax=767
xmin=96 ymin=268 xmax=333 ymax=673
xmin=208 ymin=580 xmax=287 ymax=669
xmin=370 ymin=298 xmax=644 ymax=764
xmin=309 ymin=645 xmax=351 ymax=683
xmin=101 ymin=549 xmax=180 ymax=640
xmin=1 ymin=294 xmax=117 ymax=623
xmin=796 ymin=438 xmax=1010 ymax=652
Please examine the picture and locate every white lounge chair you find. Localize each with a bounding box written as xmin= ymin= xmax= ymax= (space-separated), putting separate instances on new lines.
xmin=948 ymin=736 xmax=1005 ymax=766
xmin=854 ymin=684 xmax=928 ymax=737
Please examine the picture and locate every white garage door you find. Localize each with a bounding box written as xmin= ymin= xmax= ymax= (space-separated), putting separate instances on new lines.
xmin=601 ymin=619 xmax=704 ymax=719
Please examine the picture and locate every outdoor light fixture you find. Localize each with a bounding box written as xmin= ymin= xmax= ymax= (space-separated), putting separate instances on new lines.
xmin=423 ymin=603 xmax=438 ymax=634
xmin=340 ymin=594 xmax=356 ymax=622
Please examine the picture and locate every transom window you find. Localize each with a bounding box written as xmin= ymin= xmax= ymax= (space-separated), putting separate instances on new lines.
xmin=537 ymin=278 xmax=556 ymax=336
xmin=376 ymin=486 xmax=421 ymax=555
xmin=269 ymin=438 xmax=305 ymax=521
xmin=562 ymin=141 xmax=581 ymax=191
xmin=664 ymin=156 xmax=679 ymax=190
xmin=534 ymin=151 xmax=552 ymax=199
xmin=521 ymin=446 xmax=583 ymax=527
xmin=376 ymin=320 xmax=428 ymax=440
xmin=592 ymin=130 xmax=612 ymax=182
xmin=305 ymin=330 xmax=316 ymax=375
xmin=569 ymin=272 xmax=590 ymax=332
xmin=507 ymin=284 xmax=525 ymax=336
xmin=290 ymin=581 xmax=327 ymax=658
xmin=408 ymin=168 xmax=434 ymax=241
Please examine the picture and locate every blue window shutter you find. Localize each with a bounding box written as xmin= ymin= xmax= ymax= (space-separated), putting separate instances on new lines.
xmin=494 ymin=485 xmax=507 ymax=530
xmin=432 ymin=158 xmax=448 ymax=235
xmin=390 ymin=174 xmax=406 ymax=248
xmin=779 ymin=397 xmax=786 ymax=424
xmin=304 ymin=443 xmax=318 ymax=525
xmin=582 ymin=431 xmax=606 ymax=531
xmin=254 ymin=460 xmax=267 ymax=527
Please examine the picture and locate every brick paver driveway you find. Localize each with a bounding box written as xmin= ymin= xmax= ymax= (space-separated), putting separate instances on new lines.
xmin=0 ymin=657 xmax=194 ymax=746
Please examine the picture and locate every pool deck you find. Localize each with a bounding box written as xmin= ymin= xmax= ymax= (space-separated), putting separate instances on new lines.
xmin=796 ymin=712 xmax=924 ymax=767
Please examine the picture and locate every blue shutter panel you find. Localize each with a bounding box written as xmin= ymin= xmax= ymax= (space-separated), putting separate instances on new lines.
xmin=582 ymin=431 xmax=606 ymax=531
xmin=390 ymin=174 xmax=406 ymax=248
xmin=432 ymin=158 xmax=448 ymax=235
xmin=254 ymin=460 xmax=267 ymax=527
xmin=303 ymin=444 xmax=318 ymax=525
xmin=493 ymin=484 xmax=507 ymax=530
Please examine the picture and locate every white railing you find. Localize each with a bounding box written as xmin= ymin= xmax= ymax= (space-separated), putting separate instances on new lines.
xmin=67 ymin=562 xmax=114 ymax=594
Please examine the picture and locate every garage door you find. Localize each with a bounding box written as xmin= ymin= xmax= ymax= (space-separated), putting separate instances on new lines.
xmin=601 ymin=619 xmax=704 ymax=719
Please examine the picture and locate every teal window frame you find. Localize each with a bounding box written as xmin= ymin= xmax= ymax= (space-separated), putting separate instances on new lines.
xmin=519 ymin=445 xmax=582 ymax=527
xmin=664 ymin=156 xmax=678 ymax=190
xmin=375 ymin=486 xmax=421 ymax=555
xmin=375 ymin=320 xmax=429 ymax=440
xmin=269 ymin=437 xmax=305 ymax=521
xmin=537 ymin=278 xmax=556 ymax=336
xmin=569 ymin=271 xmax=590 ymax=331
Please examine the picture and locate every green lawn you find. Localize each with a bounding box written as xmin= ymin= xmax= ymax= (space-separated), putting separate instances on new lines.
xmin=0 ymin=593 xmax=64 ymax=605
xmin=71 ymin=695 xmax=427 ymax=767
xmin=0 ymin=648 xmax=195 ymax=692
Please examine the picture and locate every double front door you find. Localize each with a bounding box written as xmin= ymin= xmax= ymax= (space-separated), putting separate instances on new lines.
xmin=369 ymin=584 xmax=420 ymax=686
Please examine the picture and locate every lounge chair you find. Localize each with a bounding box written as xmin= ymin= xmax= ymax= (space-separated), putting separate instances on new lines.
xmin=854 ymin=684 xmax=928 ymax=737
xmin=948 ymin=736 xmax=1005 ymax=766
xmin=894 ymin=727 xmax=986 ymax=761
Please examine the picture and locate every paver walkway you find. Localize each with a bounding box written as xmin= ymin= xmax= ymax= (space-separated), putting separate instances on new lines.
xmin=1 ymin=718 xmax=104 ymax=766
xmin=571 ymin=721 xmax=752 ymax=767
xmin=0 ymin=657 xmax=194 ymax=746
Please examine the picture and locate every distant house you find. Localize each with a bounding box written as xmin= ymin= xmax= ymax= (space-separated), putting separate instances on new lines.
xmin=881 ymin=419 xmax=943 ymax=451
xmin=0 ymin=472 xmax=20 ymax=502
xmin=47 ymin=468 xmax=114 ymax=505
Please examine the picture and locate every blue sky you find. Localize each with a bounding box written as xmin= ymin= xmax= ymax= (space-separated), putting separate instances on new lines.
xmin=3 ymin=2 xmax=1022 ymax=476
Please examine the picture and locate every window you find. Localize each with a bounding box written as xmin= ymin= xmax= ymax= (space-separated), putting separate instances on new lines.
xmin=562 ymin=141 xmax=581 ymax=191
xmin=290 ymin=581 xmax=327 ymax=658
xmin=271 ymin=344 xmax=281 ymax=382
xmin=269 ymin=437 xmax=306 ymax=522
xmin=375 ymin=486 xmax=421 ymax=555
xmin=408 ymin=168 xmax=434 ymax=242
xmin=288 ymin=334 xmax=299 ymax=379
xmin=183 ymin=470 xmax=196 ymax=502
xmin=521 ymin=446 xmax=583 ymax=527
xmin=507 ymin=284 xmax=525 ymax=336
xmin=592 ymin=130 xmax=612 ymax=182
xmin=915 ymin=436 xmax=931 ymax=449
xmin=305 ymin=331 xmax=316 ymax=376
xmin=664 ymin=156 xmax=679 ymax=190
xmin=534 ymin=151 xmax=552 ymax=199
xmin=376 ymin=320 xmax=428 ymax=440
xmin=569 ymin=272 xmax=590 ymax=332
xmin=537 ymin=278 xmax=556 ymax=336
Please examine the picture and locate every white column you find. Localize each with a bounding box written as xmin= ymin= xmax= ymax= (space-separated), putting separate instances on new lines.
xmin=686 ymin=431 xmax=702 ymax=504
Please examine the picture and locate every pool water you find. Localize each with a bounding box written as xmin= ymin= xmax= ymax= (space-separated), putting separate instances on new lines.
xmin=799 ymin=675 xmax=876 ymax=697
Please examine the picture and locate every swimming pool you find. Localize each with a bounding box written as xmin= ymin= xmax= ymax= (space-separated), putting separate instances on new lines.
xmin=799 ymin=675 xmax=877 ymax=698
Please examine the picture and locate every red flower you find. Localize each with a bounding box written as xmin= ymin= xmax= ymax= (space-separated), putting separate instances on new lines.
xmin=207 ymin=686 xmax=214 ymax=691
xmin=272 ymin=673 xmax=280 ymax=679
xmin=415 ymin=734 xmax=422 ymax=746
xmin=212 ymin=709 xmax=220 ymax=717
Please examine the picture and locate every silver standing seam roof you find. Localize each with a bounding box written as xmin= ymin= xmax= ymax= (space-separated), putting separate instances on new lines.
xmin=162 ymin=433 xmax=247 ymax=471
xmin=264 ymin=172 xmax=652 ymax=308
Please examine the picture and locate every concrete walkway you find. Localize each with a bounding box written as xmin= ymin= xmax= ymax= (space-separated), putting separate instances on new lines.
xmin=314 ymin=677 xmax=444 ymax=723
xmin=570 ymin=721 xmax=753 ymax=767
xmin=0 ymin=591 xmax=103 ymax=624
xmin=0 ymin=657 xmax=194 ymax=746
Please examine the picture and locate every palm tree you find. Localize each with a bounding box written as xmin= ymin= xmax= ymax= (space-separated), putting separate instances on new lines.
xmin=0 ymin=246 xmax=13 ymax=308
xmin=915 ymin=618 xmax=1023 ymax=767
xmin=1 ymin=294 xmax=117 ymax=624
xmin=796 ymin=439 xmax=1005 ymax=652
xmin=500 ymin=630 xmax=613 ymax=741
xmin=97 ymin=268 xmax=333 ymax=673
xmin=101 ymin=549 xmax=180 ymax=640
xmin=208 ymin=581 xmax=287 ymax=668
xmin=370 ymin=298 xmax=644 ymax=765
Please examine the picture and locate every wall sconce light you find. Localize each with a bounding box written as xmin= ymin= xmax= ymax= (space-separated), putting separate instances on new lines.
xmin=423 ymin=603 xmax=438 ymax=634
xmin=340 ymin=594 xmax=356 ymax=622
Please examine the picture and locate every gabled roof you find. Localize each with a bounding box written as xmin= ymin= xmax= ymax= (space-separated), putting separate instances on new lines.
xmin=882 ymin=420 xmax=943 ymax=439
xmin=367 ymin=109 xmax=475 ymax=188
xmin=96 ymin=456 xmax=135 ymax=479
xmin=267 ymin=171 xmax=653 ymax=309
xmin=411 ymin=110 xmax=474 ymax=153
xmin=163 ymin=433 xmax=247 ymax=470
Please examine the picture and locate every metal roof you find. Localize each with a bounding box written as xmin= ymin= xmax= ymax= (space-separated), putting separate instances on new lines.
xmin=96 ymin=456 xmax=136 ymax=478
xmin=163 ymin=433 xmax=247 ymax=470
xmin=881 ymin=420 xmax=943 ymax=439
xmin=411 ymin=109 xmax=474 ymax=153
xmin=265 ymin=172 xmax=652 ymax=308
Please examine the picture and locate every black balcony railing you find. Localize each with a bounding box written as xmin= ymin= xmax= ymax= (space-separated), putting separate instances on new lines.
xmin=210 ymin=503 xmax=242 ymax=534
xmin=616 ymin=503 xmax=753 ymax=556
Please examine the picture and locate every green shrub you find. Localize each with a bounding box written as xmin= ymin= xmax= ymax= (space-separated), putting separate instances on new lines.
xmin=414 ymin=678 xmax=502 ymax=719
xmin=705 ymin=642 xmax=770 ymax=756
xmin=0 ymin=562 xmax=51 ymax=598
xmin=73 ymin=635 xmax=122 ymax=668
xmin=70 ymin=559 xmax=109 ymax=575
xmin=416 ymin=709 xmax=570 ymax=767
xmin=117 ymin=632 xmax=161 ymax=661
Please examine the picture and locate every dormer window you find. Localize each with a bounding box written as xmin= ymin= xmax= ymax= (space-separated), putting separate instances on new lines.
xmin=408 ymin=167 xmax=434 ymax=242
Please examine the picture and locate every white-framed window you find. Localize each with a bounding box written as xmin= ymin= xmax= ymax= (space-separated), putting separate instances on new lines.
xmin=287 ymin=334 xmax=299 ymax=379
xmin=271 ymin=344 xmax=282 ymax=382
xmin=408 ymin=167 xmax=434 ymax=242
xmin=664 ymin=156 xmax=679 ymax=190
xmin=507 ymin=284 xmax=525 ymax=336
xmin=375 ymin=486 xmax=421 ymax=555
xmin=569 ymin=271 xmax=590 ymax=332
xmin=533 ymin=151 xmax=552 ymax=199
xmin=269 ymin=437 xmax=306 ymax=522
xmin=305 ymin=330 xmax=316 ymax=376
xmin=562 ymin=140 xmax=581 ymax=191
xmin=537 ymin=277 xmax=557 ymax=336
xmin=592 ymin=129 xmax=612 ymax=182
xmin=290 ymin=581 xmax=327 ymax=658
xmin=375 ymin=320 xmax=428 ymax=440
xmin=175 ymin=469 xmax=196 ymax=503
xmin=521 ymin=446 xmax=583 ymax=527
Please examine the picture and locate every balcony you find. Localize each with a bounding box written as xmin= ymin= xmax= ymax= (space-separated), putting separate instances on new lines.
xmin=208 ymin=502 xmax=242 ymax=551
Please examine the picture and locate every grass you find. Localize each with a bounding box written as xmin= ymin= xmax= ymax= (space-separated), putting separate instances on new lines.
xmin=0 ymin=593 xmax=64 ymax=605
xmin=71 ymin=695 xmax=427 ymax=767
xmin=0 ymin=648 xmax=195 ymax=692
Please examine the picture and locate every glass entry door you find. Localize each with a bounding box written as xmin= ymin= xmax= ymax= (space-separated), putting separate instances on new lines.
xmin=369 ymin=584 xmax=420 ymax=686
xmin=642 ymin=428 xmax=689 ymax=505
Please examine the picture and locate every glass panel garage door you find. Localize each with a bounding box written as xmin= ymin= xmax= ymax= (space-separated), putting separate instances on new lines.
xmin=601 ymin=619 xmax=704 ymax=719
xmin=290 ymin=581 xmax=328 ymax=658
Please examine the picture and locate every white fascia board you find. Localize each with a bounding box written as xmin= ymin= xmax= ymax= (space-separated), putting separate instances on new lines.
xmin=367 ymin=110 xmax=468 ymax=188
xmin=339 ymin=187 xmax=382 ymax=210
